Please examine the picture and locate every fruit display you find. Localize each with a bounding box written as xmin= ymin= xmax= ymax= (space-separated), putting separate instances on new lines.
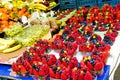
xmin=0 ymin=0 xmax=58 ymax=32
xmin=11 ymin=4 xmax=120 ymax=80
xmin=11 ymin=29 xmax=115 ymax=79
xmin=0 ymin=1 xmax=120 ymax=79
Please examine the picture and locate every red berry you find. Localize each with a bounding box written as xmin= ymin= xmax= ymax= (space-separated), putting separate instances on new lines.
xmin=84 ymin=71 xmax=93 ymax=80
xmin=94 ymin=62 xmax=104 ymax=71
xmin=49 ymin=68 xmax=55 ymax=78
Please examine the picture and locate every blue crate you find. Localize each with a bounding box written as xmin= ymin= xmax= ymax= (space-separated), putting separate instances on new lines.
xmin=0 ymin=64 xmax=110 ymax=80
xmin=76 ymin=0 xmax=97 ymax=9
xmin=98 ymin=0 xmax=120 ymax=3
xmin=98 ymin=0 xmax=120 ymax=8
xmin=59 ymin=0 xmax=76 ymax=5
xmin=59 ymin=0 xmax=77 ymax=9
xmin=60 ymin=4 xmax=77 ymax=10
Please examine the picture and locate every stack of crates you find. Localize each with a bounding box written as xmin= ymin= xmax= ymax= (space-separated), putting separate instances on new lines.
xmin=59 ymin=0 xmax=120 ymax=10
xmin=76 ymin=0 xmax=97 ymax=9
xmin=59 ymin=0 xmax=77 ymax=9
xmin=98 ymin=0 xmax=120 ymax=8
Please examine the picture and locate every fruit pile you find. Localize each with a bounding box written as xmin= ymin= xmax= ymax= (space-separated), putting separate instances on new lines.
xmin=0 ymin=0 xmax=58 ymax=32
xmin=4 ymin=24 xmax=50 ymax=47
xmin=0 ymin=7 xmax=31 ymax=32
xmin=12 ymin=30 xmax=117 ymax=79
xmin=12 ymin=4 xmax=119 ymax=80
xmin=0 ymin=38 xmax=21 ymax=53
xmin=73 ymin=4 xmax=120 ymax=31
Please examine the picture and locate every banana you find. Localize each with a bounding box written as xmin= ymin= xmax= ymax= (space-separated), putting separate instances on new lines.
xmin=2 ymin=44 xmax=22 ymax=53
xmin=0 ymin=44 xmax=9 ymax=52
xmin=30 ymin=3 xmax=48 ymax=11
xmin=0 ymin=38 xmax=16 ymax=46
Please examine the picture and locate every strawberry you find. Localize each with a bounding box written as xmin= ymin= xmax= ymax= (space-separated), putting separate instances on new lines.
xmin=47 ymin=54 xmax=57 ymax=66
xmin=71 ymin=67 xmax=79 ymax=80
xmin=78 ymin=70 xmax=84 ymax=80
xmin=86 ymin=61 xmax=93 ymax=70
xmin=56 ymin=72 xmax=61 ymax=79
xmin=19 ymin=65 xmax=27 ymax=73
xmin=33 ymin=69 xmax=39 ymax=76
xmin=39 ymin=68 xmax=45 ymax=77
xmin=101 ymin=52 xmax=109 ymax=63
xmin=49 ymin=68 xmax=55 ymax=78
xmin=61 ymin=69 xmax=68 ymax=80
xmin=80 ymin=61 xmax=88 ymax=70
xmin=79 ymin=44 xmax=86 ymax=52
xmin=43 ymin=64 xmax=49 ymax=74
xmin=84 ymin=71 xmax=93 ymax=80
xmin=42 ymin=57 xmax=47 ymax=64
xmin=12 ymin=63 xmax=19 ymax=72
xmin=69 ymin=57 xmax=78 ymax=68
xmin=62 ymin=60 xmax=68 ymax=67
xmin=25 ymin=60 xmax=32 ymax=69
xmin=77 ymin=10 xmax=81 ymax=14
xmin=94 ymin=62 xmax=104 ymax=71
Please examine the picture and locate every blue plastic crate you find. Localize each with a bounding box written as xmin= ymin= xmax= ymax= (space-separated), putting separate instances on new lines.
xmin=76 ymin=0 xmax=97 ymax=9
xmin=59 ymin=0 xmax=77 ymax=9
xmin=60 ymin=4 xmax=77 ymax=10
xmin=98 ymin=0 xmax=119 ymax=3
xmin=59 ymin=0 xmax=76 ymax=5
xmin=0 ymin=64 xmax=110 ymax=80
xmin=98 ymin=0 xmax=120 ymax=8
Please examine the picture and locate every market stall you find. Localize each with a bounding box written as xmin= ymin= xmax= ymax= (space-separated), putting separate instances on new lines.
xmin=0 ymin=0 xmax=120 ymax=80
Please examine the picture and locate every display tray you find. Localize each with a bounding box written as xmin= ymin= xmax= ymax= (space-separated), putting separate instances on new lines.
xmin=0 ymin=47 xmax=26 ymax=65
xmin=0 ymin=64 xmax=110 ymax=80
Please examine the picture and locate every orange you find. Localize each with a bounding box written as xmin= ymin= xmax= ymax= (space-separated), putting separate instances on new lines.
xmin=12 ymin=7 xmax=18 ymax=13
xmin=1 ymin=13 xmax=9 ymax=20
xmin=1 ymin=20 xmax=9 ymax=26
xmin=21 ymin=7 xmax=26 ymax=12
xmin=9 ymin=21 xmax=14 ymax=25
xmin=18 ymin=11 xmax=24 ymax=17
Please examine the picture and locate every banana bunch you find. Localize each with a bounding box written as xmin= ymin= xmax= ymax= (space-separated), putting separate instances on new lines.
xmin=29 ymin=3 xmax=48 ymax=11
xmin=0 ymin=38 xmax=22 ymax=53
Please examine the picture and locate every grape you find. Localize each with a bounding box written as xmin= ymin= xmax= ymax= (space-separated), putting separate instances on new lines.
xmin=5 ymin=23 xmax=23 ymax=37
xmin=13 ymin=25 xmax=50 ymax=46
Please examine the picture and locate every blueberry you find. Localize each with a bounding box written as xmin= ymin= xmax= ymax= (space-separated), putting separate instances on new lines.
xmin=83 ymin=21 xmax=87 ymax=26
xmin=67 ymin=36 xmax=74 ymax=42
xmin=28 ymin=56 xmax=32 ymax=60
xmin=78 ymin=63 xmax=81 ymax=68
xmin=52 ymin=66 xmax=57 ymax=73
xmin=61 ymin=49 xmax=65 ymax=53
xmin=92 ymin=22 xmax=96 ymax=25
xmin=21 ymin=59 xmax=25 ymax=63
xmin=24 ymin=51 xmax=29 ymax=55
xmin=90 ymin=59 xmax=95 ymax=66
xmin=93 ymin=52 xmax=101 ymax=55
xmin=45 ymin=75 xmax=50 ymax=80
xmin=69 ymin=78 xmax=73 ymax=80
xmin=56 ymin=61 xmax=58 ymax=65
xmin=66 ymin=61 xmax=69 ymax=64
xmin=61 ymin=34 xmax=67 ymax=40
xmin=108 ymin=40 xmax=113 ymax=46
xmin=26 ymin=71 xmax=30 ymax=75
xmin=35 ymin=67 xmax=39 ymax=71
xmin=59 ymin=70 xmax=62 ymax=73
